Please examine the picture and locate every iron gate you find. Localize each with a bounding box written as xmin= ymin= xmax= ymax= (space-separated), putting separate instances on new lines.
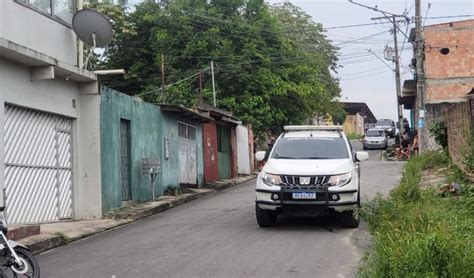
xmin=4 ymin=105 xmax=73 ymax=224
xmin=178 ymin=122 xmax=197 ymax=185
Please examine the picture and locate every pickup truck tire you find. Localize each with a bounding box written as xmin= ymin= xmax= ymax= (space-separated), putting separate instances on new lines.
xmin=256 ymin=204 xmax=277 ymax=227
xmin=341 ymin=210 xmax=359 ymax=228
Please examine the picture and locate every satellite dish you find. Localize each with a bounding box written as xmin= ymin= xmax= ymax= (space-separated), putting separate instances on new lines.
xmin=72 ymin=9 xmax=113 ymax=69
xmin=73 ymin=9 xmax=112 ymax=47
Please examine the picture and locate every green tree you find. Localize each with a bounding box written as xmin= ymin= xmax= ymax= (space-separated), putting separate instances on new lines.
xmin=91 ymin=0 xmax=341 ymax=138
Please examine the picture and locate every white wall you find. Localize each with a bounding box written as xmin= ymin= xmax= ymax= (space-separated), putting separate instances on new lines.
xmin=75 ymin=93 xmax=102 ymax=219
xmin=0 ymin=0 xmax=77 ymax=65
xmin=236 ymin=125 xmax=251 ymax=175
xmin=0 ymin=58 xmax=102 ymax=219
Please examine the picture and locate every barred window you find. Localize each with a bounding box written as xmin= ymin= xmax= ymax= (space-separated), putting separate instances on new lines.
xmin=178 ymin=122 xmax=197 ymax=140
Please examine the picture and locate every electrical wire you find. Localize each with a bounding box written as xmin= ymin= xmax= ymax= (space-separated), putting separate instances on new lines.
xmin=340 ymin=70 xmax=391 ymax=81
xmin=336 ymin=66 xmax=388 ymax=77
xmin=334 ymin=30 xmax=390 ymax=47
xmin=422 ymin=3 xmax=432 ymax=30
xmin=323 ymin=21 xmax=400 ymax=30
xmin=424 ymin=15 xmax=474 ymax=20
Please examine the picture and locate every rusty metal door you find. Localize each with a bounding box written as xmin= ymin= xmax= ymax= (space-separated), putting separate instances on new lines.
xmin=4 ymin=105 xmax=73 ymax=224
xmin=178 ymin=122 xmax=197 ymax=185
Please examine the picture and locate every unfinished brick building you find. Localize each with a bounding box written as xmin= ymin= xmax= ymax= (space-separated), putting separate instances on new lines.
xmin=402 ymin=19 xmax=474 ymax=150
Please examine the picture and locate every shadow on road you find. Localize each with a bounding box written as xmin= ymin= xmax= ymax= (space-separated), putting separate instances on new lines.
xmin=268 ymin=215 xmax=345 ymax=232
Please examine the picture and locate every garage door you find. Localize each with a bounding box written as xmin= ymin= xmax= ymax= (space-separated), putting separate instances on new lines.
xmin=178 ymin=122 xmax=197 ymax=185
xmin=4 ymin=105 xmax=73 ymax=224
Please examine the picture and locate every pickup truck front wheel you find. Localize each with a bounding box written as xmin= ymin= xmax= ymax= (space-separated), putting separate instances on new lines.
xmin=256 ymin=204 xmax=277 ymax=227
xmin=341 ymin=210 xmax=359 ymax=228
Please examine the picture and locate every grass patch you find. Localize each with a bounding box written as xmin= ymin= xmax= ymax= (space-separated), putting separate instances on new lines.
xmin=358 ymin=151 xmax=474 ymax=277
xmin=347 ymin=133 xmax=363 ymax=140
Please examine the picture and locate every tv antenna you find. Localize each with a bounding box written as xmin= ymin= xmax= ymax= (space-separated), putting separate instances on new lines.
xmin=72 ymin=9 xmax=113 ymax=70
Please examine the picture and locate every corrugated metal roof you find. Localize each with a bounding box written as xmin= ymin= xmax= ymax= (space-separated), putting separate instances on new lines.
xmin=158 ymin=104 xmax=213 ymax=123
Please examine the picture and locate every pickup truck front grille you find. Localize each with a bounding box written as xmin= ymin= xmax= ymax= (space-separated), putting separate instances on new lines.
xmin=280 ymin=175 xmax=330 ymax=188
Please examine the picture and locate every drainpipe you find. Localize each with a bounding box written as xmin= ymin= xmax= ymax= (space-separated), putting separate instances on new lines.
xmin=77 ymin=0 xmax=84 ymax=69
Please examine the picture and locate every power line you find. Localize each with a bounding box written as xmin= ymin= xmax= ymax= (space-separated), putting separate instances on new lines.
xmin=340 ymin=70 xmax=391 ymax=81
xmin=323 ymin=21 xmax=400 ymax=30
xmin=334 ymin=30 xmax=390 ymax=47
xmin=367 ymin=49 xmax=394 ymax=71
xmin=422 ymin=3 xmax=432 ymax=29
xmin=337 ymin=66 xmax=389 ymax=77
xmin=424 ymin=14 xmax=473 ymax=19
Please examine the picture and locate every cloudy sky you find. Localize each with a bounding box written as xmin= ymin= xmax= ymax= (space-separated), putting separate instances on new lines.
xmin=127 ymin=0 xmax=473 ymax=121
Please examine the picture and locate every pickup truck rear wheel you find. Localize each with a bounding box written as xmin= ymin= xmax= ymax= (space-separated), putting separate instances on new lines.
xmin=341 ymin=210 xmax=359 ymax=228
xmin=256 ymin=204 xmax=277 ymax=227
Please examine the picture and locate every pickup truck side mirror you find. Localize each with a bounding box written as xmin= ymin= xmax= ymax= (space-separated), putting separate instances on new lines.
xmin=355 ymin=151 xmax=369 ymax=162
xmin=255 ymin=151 xmax=267 ymax=162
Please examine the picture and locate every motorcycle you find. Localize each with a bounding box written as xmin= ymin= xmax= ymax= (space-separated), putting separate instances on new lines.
xmin=0 ymin=208 xmax=40 ymax=277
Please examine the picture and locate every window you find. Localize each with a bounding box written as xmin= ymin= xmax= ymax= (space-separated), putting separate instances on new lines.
xmin=271 ymin=137 xmax=350 ymax=160
xmin=178 ymin=122 xmax=196 ymax=141
xmin=16 ymin=0 xmax=74 ymax=25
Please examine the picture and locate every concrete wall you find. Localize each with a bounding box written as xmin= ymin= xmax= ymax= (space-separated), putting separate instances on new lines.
xmin=236 ymin=125 xmax=250 ymax=175
xmin=161 ymin=114 xmax=204 ymax=189
xmin=0 ymin=58 xmax=102 ymax=219
xmin=100 ymin=88 xmax=163 ymax=213
xmin=0 ymin=0 xmax=77 ymax=65
xmin=100 ymin=88 xmax=205 ymax=213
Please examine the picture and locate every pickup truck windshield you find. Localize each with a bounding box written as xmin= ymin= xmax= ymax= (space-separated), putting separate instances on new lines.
xmin=271 ymin=137 xmax=349 ymax=159
xmin=366 ymin=130 xmax=385 ymax=137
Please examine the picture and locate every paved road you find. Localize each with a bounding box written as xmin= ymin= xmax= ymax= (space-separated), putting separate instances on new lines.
xmin=38 ymin=142 xmax=404 ymax=278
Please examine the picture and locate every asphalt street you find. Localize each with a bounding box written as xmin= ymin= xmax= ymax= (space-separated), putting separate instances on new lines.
xmin=38 ymin=141 xmax=404 ymax=278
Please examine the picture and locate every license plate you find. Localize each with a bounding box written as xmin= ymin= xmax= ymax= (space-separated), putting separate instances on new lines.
xmin=292 ymin=192 xmax=316 ymax=199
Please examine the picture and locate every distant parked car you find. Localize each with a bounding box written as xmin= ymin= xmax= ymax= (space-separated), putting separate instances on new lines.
xmin=363 ymin=129 xmax=387 ymax=150
xmin=374 ymin=119 xmax=395 ymax=138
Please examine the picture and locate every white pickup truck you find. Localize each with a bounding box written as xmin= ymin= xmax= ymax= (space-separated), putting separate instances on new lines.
xmin=255 ymin=126 xmax=369 ymax=228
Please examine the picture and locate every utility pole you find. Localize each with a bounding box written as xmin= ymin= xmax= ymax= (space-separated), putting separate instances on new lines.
xmin=197 ymin=70 xmax=203 ymax=106
xmin=392 ymin=15 xmax=405 ymax=138
xmin=211 ymin=60 xmax=217 ymax=107
xmin=161 ymin=54 xmax=165 ymax=98
xmin=415 ymin=0 xmax=425 ymax=152
xmin=349 ymin=1 xmax=410 ymax=143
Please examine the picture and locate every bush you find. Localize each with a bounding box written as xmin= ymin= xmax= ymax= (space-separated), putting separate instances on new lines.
xmin=429 ymin=122 xmax=448 ymax=149
xmin=358 ymin=151 xmax=474 ymax=277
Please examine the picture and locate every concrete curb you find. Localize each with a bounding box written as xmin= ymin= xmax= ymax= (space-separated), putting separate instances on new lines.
xmin=21 ymin=175 xmax=256 ymax=255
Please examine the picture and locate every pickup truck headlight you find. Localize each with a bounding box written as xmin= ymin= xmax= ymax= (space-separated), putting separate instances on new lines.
xmin=328 ymin=172 xmax=352 ymax=187
xmin=261 ymin=172 xmax=281 ymax=186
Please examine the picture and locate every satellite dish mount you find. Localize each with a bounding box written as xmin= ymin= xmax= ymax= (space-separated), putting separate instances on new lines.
xmin=72 ymin=9 xmax=113 ymax=70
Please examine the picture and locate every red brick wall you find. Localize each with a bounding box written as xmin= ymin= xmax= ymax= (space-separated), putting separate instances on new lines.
xmin=424 ymin=20 xmax=474 ymax=79
xmin=445 ymin=99 xmax=474 ymax=178
xmin=424 ymin=19 xmax=474 ymax=102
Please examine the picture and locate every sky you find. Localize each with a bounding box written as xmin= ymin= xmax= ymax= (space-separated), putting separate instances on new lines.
xmin=126 ymin=0 xmax=473 ymax=121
